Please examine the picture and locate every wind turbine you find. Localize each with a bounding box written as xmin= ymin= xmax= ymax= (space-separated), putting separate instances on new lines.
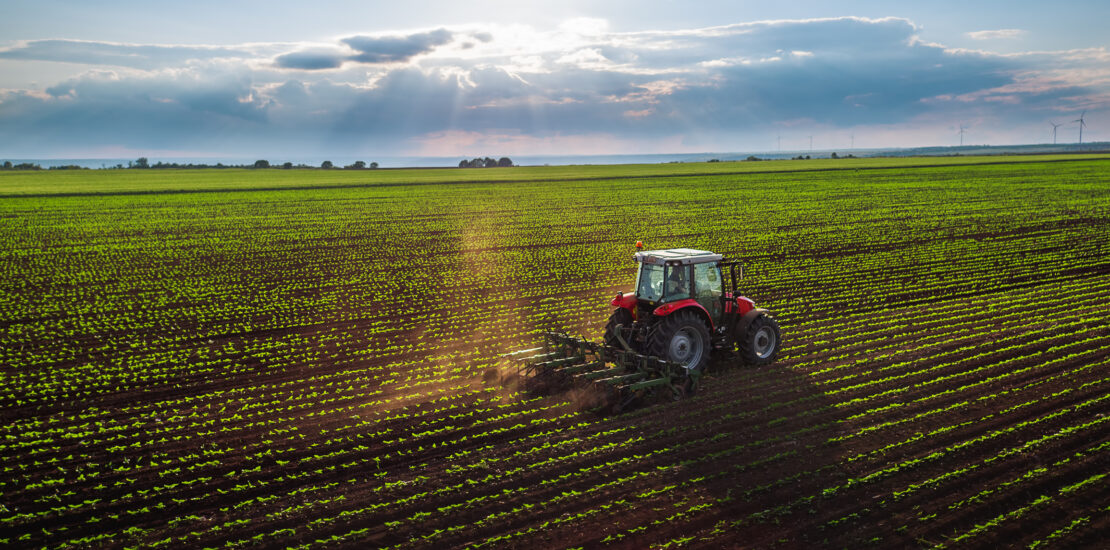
xmin=777 ymin=135 xmax=781 ymax=152
xmin=850 ymin=133 xmax=855 ymax=149
xmin=1050 ymin=121 xmax=1063 ymax=145
xmin=808 ymin=135 xmax=813 ymax=151
xmin=1073 ymin=111 xmax=1087 ymax=144
xmin=958 ymin=124 xmax=967 ymax=146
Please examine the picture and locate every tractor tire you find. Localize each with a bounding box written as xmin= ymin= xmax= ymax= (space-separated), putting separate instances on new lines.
xmin=603 ymin=308 xmax=635 ymax=349
xmin=648 ymin=309 xmax=711 ymax=372
xmin=738 ymin=314 xmax=781 ymax=366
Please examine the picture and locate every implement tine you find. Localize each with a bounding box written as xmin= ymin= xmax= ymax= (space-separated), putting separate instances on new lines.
xmin=499 ymin=347 xmax=543 ymax=358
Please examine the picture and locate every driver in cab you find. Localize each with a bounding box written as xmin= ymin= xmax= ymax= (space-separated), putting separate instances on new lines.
xmin=666 ymin=267 xmax=690 ymax=300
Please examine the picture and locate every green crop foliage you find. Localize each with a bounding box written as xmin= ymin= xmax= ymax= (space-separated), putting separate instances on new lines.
xmin=2 ymin=155 xmax=1109 ymax=548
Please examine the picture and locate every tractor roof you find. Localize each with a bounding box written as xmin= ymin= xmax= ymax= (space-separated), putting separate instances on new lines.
xmin=634 ymin=248 xmax=723 ymax=265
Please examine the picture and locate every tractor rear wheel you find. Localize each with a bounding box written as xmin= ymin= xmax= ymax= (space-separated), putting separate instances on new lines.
xmin=603 ymin=308 xmax=635 ymax=349
xmin=648 ymin=310 xmax=710 ymax=372
xmin=738 ymin=314 xmax=781 ymax=365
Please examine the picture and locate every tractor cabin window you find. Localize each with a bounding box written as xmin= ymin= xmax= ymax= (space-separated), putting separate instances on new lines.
xmin=694 ymin=263 xmax=723 ymax=300
xmin=636 ymin=263 xmax=665 ymax=302
xmin=663 ymin=265 xmax=691 ymax=302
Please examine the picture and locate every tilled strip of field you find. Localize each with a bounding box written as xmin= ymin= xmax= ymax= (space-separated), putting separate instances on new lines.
xmin=1 ymin=157 xmax=1109 ymax=549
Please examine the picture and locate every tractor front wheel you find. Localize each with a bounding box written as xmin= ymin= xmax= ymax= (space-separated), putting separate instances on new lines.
xmin=648 ymin=310 xmax=710 ymax=372
xmin=738 ymin=314 xmax=781 ymax=365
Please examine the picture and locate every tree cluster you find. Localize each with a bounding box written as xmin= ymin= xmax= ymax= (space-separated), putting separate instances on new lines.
xmin=2 ymin=161 xmax=43 ymax=170
xmin=340 ymin=161 xmax=379 ymax=169
xmin=317 ymin=160 xmax=379 ymax=169
xmin=458 ymin=157 xmax=513 ymax=168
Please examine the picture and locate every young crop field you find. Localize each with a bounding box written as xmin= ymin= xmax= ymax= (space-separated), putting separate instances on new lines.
xmin=2 ymin=155 xmax=1110 ymax=548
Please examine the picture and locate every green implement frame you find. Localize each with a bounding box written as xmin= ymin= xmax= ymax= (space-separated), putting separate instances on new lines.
xmin=505 ymin=332 xmax=700 ymax=412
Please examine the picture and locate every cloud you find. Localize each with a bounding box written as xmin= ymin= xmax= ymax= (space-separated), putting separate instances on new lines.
xmin=559 ymin=17 xmax=610 ymax=36
xmin=610 ymin=16 xmax=920 ymax=68
xmin=273 ymin=29 xmax=459 ymax=70
xmin=967 ymin=29 xmax=1028 ymax=40
xmin=342 ymin=29 xmax=453 ymax=64
xmin=0 ymin=68 xmax=271 ymax=156
xmin=0 ymin=39 xmax=256 ymax=69
xmin=273 ymin=49 xmax=347 ymax=70
xmin=1 ymin=17 xmax=1107 ymax=157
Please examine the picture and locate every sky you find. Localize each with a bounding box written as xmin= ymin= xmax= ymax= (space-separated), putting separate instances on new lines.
xmin=1 ymin=0 xmax=1107 ymax=159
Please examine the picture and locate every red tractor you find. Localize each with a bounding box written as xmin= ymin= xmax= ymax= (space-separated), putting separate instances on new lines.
xmin=604 ymin=246 xmax=781 ymax=372
xmin=507 ymin=245 xmax=781 ymax=409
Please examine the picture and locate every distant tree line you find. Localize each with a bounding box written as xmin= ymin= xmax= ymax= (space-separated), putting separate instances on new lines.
xmin=3 ymin=157 xmax=524 ymax=171
xmin=458 ymin=157 xmax=513 ymax=168
xmin=787 ymin=153 xmax=856 ymax=160
xmin=2 ymin=161 xmax=43 ymax=170
xmin=120 ymin=158 xmax=381 ymax=169
xmin=1 ymin=161 xmax=88 ymax=170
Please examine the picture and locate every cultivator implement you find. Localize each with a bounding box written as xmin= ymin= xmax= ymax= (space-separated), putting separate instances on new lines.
xmin=504 ymin=332 xmax=700 ymax=412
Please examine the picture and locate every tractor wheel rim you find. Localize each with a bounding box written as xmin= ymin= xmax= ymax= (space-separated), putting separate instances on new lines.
xmin=753 ymin=327 xmax=777 ymax=359
xmin=669 ymin=328 xmax=703 ymax=366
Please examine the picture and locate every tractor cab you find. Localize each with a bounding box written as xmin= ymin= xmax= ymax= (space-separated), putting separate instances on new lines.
xmin=633 ymin=248 xmax=726 ymax=323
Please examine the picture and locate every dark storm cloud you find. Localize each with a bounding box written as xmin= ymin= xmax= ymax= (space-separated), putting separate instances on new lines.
xmin=341 ymin=29 xmax=453 ymax=64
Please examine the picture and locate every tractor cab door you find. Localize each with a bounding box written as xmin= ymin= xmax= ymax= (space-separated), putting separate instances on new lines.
xmin=693 ymin=262 xmax=724 ymax=324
